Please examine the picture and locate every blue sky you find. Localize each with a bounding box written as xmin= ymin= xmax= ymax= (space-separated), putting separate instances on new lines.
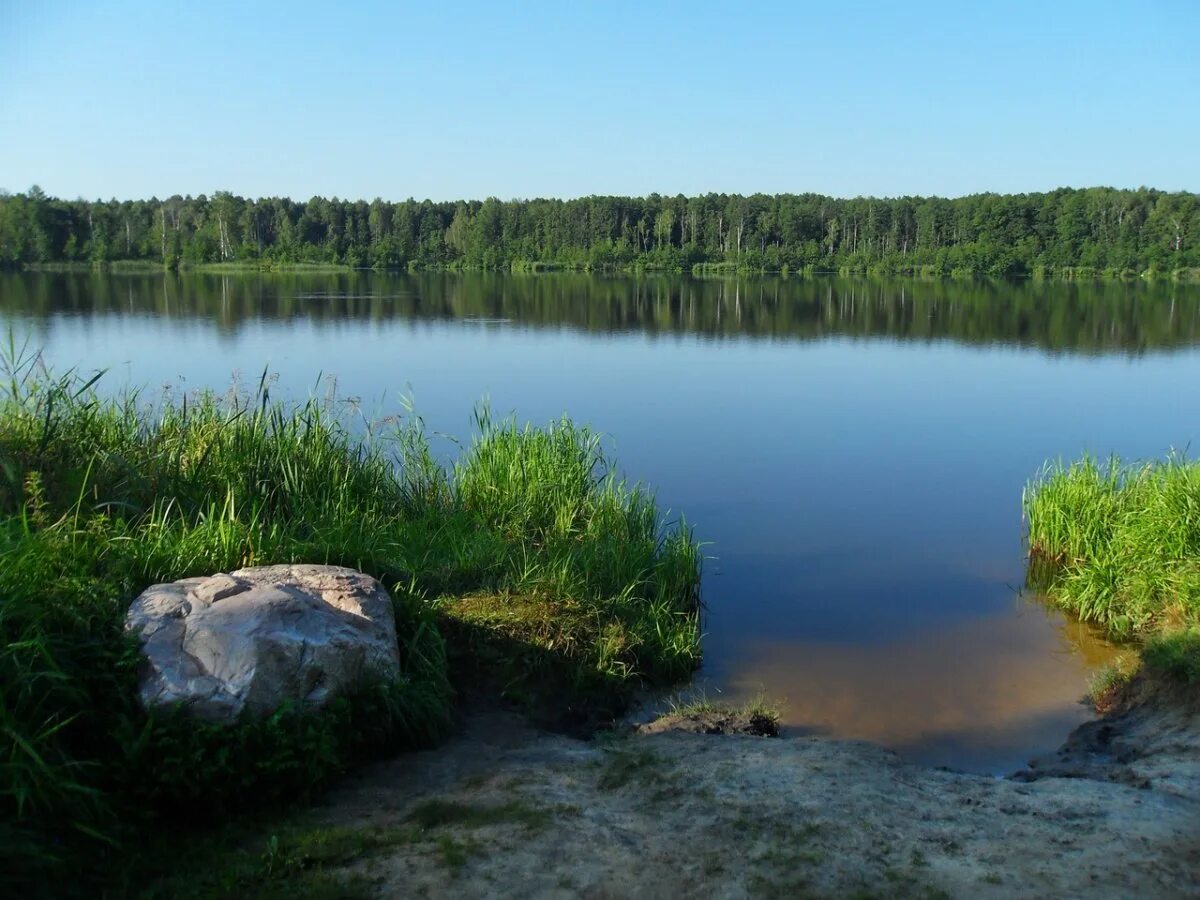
xmin=1 ymin=0 xmax=1197 ymax=201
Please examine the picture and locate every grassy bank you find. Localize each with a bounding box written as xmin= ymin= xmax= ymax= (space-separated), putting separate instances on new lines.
xmin=1024 ymin=456 xmax=1200 ymax=686
xmin=0 ymin=346 xmax=701 ymax=894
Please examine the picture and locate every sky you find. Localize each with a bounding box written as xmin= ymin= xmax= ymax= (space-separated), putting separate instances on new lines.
xmin=1 ymin=0 xmax=1197 ymax=202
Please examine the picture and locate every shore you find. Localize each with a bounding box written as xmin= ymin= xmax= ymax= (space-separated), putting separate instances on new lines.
xmin=160 ymin=676 xmax=1199 ymax=899
xmin=15 ymin=260 xmax=1200 ymax=280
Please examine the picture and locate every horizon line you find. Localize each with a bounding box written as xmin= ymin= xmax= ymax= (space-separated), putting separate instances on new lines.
xmin=5 ymin=184 xmax=1197 ymax=206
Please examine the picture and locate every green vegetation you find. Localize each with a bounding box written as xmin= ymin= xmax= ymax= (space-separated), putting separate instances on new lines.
xmin=1025 ymin=455 xmax=1200 ymax=685
xmin=438 ymin=417 xmax=700 ymax=724
xmin=1086 ymin=654 xmax=1139 ymax=706
xmin=1142 ymin=630 xmax=1200 ymax=684
xmin=596 ymin=747 xmax=665 ymax=791
xmin=0 ymin=340 xmax=701 ymax=894
xmin=1 ymin=185 xmax=1197 ymax=278
xmin=136 ymin=796 xmax=575 ymax=897
xmin=656 ymin=691 xmax=782 ymax=737
xmin=405 ymin=798 xmax=555 ymax=833
xmin=140 ymin=821 xmax=405 ymax=899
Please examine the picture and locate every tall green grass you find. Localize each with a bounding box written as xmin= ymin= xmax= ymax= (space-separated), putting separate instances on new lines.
xmin=0 ymin=340 xmax=702 ymax=893
xmin=1024 ymin=454 xmax=1200 ymax=684
xmin=453 ymin=410 xmax=702 ymax=682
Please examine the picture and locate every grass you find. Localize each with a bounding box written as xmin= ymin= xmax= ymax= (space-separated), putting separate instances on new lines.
xmin=1024 ymin=454 xmax=1200 ymax=686
xmin=1142 ymin=630 xmax=1200 ymax=684
xmin=667 ymin=691 xmax=780 ymax=722
xmin=137 ymin=822 xmax=396 ymax=899
xmin=1086 ymin=654 xmax=1138 ymax=707
xmin=435 ymin=834 xmax=478 ymax=870
xmin=405 ymin=798 xmax=556 ymax=833
xmin=405 ymin=798 xmax=566 ymax=874
xmin=0 ymin=337 xmax=702 ymax=893
xmin=435 ymin=409 xmax=702 ymax=724
xmin=653 ymin=690 xmax=781 ymax=736
xmin=139 ymin=796 xmax=572 ymax=895
xmin=596 ymin=747 xmax=664 ymax=791
xmin=139 ymin=817 xmax=436 ymax=898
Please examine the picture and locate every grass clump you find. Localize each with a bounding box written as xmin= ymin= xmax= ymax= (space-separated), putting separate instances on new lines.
xmin=669 ymin=691 xmax=781 ymax=723
xmin=1142 ymin=630 xmax=1200 ymax=684
xmin=645 ymin=690 xmax=781 ymax=737
xmin=438 ymin=412 xmax=702 ymax=724
xmin=0 ymin=340 xmax=702 ymax=893
xmin=1024 ymin=454 xmax=1200 ymax=689
xmin=1086 ymin=654 xmax=1138 ymax=708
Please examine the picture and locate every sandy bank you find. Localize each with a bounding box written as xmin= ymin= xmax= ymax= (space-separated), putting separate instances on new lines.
xmin=306 ymin=683 xmax=1200 ymax=898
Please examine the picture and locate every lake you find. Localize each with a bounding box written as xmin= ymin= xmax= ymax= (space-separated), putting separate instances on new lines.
xmin=4 ymin=270 xmax=1199 ymax=772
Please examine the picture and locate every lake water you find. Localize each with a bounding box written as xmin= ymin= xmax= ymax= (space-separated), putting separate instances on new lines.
xmin=4 ymin=271 xmax=1199 ymax=773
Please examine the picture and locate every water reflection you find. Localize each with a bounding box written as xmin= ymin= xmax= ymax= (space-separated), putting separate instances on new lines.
xmin=3 ymin=271 xmax=1200 ymax=353
xmin=717 ymin=602 xmax=1118 ymax=773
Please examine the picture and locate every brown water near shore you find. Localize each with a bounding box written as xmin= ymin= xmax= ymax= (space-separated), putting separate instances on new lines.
xmin=711 ymin=604 xmax=1119 ymax=771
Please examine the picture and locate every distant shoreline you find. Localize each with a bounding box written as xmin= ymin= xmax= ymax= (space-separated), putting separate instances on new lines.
xmin=3 ymin=187 xmax=1197 ymax=281
xmin=13 ymin=260 xmax=1200 ymax=282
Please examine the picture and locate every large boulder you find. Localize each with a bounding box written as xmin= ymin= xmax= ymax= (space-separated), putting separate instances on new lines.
xmin=125 ymin=564 xmax=401 ymax=722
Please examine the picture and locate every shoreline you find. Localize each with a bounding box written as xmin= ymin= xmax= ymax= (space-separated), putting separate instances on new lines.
xmin=11 ymin=261 xmax=1200 ymax=281
xmin=151 ymin=675 xmax=1200 ymax=898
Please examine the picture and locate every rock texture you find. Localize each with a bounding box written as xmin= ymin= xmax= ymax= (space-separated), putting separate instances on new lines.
xmin=125 ymin=564 xmax=400 ymax=721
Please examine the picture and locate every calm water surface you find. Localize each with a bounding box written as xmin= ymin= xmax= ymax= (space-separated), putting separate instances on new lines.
xmin=5 ymin=272 xmax=1200 ymax=772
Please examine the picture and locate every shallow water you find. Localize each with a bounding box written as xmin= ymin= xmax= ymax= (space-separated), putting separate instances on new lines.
xmin=5 ymin=271 xmax=1199 ymax=772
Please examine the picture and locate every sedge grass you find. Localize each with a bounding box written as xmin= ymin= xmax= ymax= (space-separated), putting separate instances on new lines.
xmin=1024 ymin=454 xmax=1200 ymax=685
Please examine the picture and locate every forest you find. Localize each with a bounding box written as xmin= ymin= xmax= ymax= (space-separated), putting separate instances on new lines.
xmin=0 ymin=186 xmax=1196 ymax=278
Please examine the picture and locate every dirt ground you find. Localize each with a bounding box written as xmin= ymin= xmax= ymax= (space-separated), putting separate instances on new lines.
xmin=307 ymin=690 xmax=1200 ymax=899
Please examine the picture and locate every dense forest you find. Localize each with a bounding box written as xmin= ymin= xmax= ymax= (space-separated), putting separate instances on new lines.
xmin=0 ymin=186 xmax=1196 ymax=277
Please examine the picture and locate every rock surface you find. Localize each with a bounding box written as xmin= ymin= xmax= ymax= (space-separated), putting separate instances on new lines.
xmin=126 ymin=564 xmax=400 ymax=721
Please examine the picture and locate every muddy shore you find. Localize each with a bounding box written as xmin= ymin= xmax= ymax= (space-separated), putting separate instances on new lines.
xmin=298 ymin=679 xmax=1200 ymax=898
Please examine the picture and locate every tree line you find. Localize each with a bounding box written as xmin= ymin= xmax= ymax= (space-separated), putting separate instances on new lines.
xmin=0 ymin=185 xmax=1196 ymax=277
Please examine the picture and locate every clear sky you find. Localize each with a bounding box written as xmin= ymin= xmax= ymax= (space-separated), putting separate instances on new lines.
xmin=1 ymin=0 xmax=1197 ymax=201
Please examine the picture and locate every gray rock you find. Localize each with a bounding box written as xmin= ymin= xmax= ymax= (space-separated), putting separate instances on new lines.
xmin=125 ymin=564 xmax=401 ymax=721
